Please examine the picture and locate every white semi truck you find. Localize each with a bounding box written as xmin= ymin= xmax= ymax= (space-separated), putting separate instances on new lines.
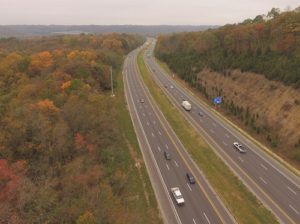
xmin=182 ymin=100 xmax=191 ymax=111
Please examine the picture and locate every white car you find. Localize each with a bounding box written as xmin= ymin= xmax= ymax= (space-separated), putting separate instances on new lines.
xmin=233 ymin=142 xmax=247 ymax=153
xmin=170 ymin=85 xmax=174 ymax=89
xmin=171 ymin=187 xmax=185 ymax=205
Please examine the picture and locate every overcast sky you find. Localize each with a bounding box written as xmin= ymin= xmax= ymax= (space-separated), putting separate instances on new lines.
xmin=0 ymin=0 xmax=299 ymax=25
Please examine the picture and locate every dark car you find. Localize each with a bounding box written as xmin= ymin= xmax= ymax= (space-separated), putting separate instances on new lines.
xmin=198 ymin=111 xmax=204 ymax=117
xmin=186 ymin=173 xmax=195 ymax=184
xmin=164 ymin=151 xmax=171 ymax=160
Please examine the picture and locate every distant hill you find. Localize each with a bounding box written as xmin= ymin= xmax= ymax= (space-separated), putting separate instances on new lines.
xmin=0 ymin=25 xmax=218 ymax=38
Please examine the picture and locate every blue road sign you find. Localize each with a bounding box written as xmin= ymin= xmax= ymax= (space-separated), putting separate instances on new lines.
xmin=213 ymin=96 xmax=222 ymax=104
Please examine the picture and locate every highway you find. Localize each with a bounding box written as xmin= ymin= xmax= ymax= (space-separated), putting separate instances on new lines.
xmin=144 ymin=40 xmax=300 ymax=224
xmin=123 ymin=46 xmax=236 ymax=224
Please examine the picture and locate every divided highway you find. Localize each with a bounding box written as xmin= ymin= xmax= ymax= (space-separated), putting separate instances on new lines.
xmin=144 ymin=40 xmax=300 ymax=224
xmin=123 ymin=46 xmax=236 ymax=224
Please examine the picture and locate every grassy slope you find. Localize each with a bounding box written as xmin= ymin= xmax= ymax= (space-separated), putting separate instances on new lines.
xmin=114 ymin=67 xmax=163 ymax=224
xmin=137 ymin=51 xmax=278 ymax=224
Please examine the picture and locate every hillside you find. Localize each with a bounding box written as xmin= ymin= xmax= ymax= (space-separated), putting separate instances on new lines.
xmin=155 ymin=7 xmax=300 ymax=167
xmin=0 ymin=34 xmax=162 ymax=223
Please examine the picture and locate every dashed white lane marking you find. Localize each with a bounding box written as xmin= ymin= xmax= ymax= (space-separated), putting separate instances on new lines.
xmin=165 ymin=144 xmax=169 ymax=149
xmin=260 ymin=163 xmax=268 ymax=171
xmin=174 ymin=161 xmax=179 ymax=167
xmin=187 ymin=183 xmax=192 ymax=192
xmin=209 ymin=129 xmax=214 ymax=134
xmin=166 ymin=164 xmax=170 ymax=171
xmin=203 ymin=212 xmax=211 ymax=224
xmin=238 ymin=157 xmax=244 ymax=163
xmin=153 ymin=120 xmax=156 ymax=125
xmin=193 ymin=218 xmax=197 ymax=224
xmin=143 ymin=113 xmax=145 ymax=117
xmin=222 ymin=141 xmax=228 ymax=146
xmin=199 ymin=119 xmax=203 ymax=123
xmin=151 ymin=133 xmax=155 ymax=137
xmin=259 ymin=177 xmax=267 ymax=185
xmin=225 ymin=133 xmax=230 ymax=138
xmin=158 ymin=131 xmax=162 ymax=136
xmin=148 ymin=112 xmax=152 ymax=115
xmin=289 ymin=204 xmax=299 ymax=215
xmin=157 ymin=146 xmax=161 ymax=152
xmin=147 ymin=122 xmax=150 ymax=126
xmin=212 ymin=122 xmax=216 ymax=127
xmin=287 ymin=186 xmax=297 ymax=195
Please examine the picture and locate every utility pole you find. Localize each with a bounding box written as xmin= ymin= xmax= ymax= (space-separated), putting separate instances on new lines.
xmin=111 ymin=66 xmax=115 ymax=97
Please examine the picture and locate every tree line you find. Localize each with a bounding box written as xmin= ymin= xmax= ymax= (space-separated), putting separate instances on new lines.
xmin=155 ymin=7 xmax=300 ymax=88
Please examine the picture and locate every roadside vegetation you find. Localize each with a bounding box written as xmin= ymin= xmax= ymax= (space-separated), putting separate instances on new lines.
xmin=0 ymin=34 xmax=162 ymax=224
xmin=137 ymin=50 xmax=278 ymax=224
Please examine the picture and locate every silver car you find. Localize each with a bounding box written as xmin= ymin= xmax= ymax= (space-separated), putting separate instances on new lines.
xmin=233 ymin=142 xmax=247 ymax=153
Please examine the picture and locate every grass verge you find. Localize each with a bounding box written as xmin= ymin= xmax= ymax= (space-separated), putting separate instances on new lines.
xmin=113 ymin=67 xmax=163 ymax=224
xmin=137 ymin=51 xmax=278 ymax=224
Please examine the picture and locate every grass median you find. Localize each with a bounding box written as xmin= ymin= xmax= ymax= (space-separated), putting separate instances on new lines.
xmin=137 ymin=51 xmax=278 ymax=224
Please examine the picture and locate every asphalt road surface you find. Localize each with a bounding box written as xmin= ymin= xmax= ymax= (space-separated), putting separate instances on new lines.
xmin=144 ymin=40 xmax=300 ymax=224
xmin=123 ymin=47 xmax=236 ymax=224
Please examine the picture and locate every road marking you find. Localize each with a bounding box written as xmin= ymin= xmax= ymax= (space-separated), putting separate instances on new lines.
xmin=187 ymin=183 xmax=192 ymax=191
xmin=203 ymin=212 xmax=211 ymax=224
xmin=289 ymin=204 xmax=299 ymax=215
xmin=151 ymin=132 xmax=155 ymax=137
xmin=260 ymin=177 xmax=267 ymax=185
xmin=191 ymin=111 xmax=194 ymax=114
xmin=260 ymin=163 xmax=268 ymax=171
xmin=225 ymin=133 xmax=230 ymax=138
xmin=165 ymin=144 xmax=169 ymax=149
xmin=212 ymin=122 xmax=217 ymax=127
xmin=238 ymin=157 xmax=244 ymax=163
xmin=157 ymin=146 xmax=161 ymax=152
xmin=143 ymin=113 xmax=145 ymax=117
xmin=139 ymin=105 xmax=142 ymax=109
xmin=192 ymin=218 xmax=197 ymax=224
xmin=145 ymin=105 xmax=148 ymax=108
xmin=222 ymin=141 xmax=228 ymax=146
xmin=287 ymin=186 xmax=297 ymax=195
xmin=158 ymin=131 xmax=162 ymax=136
xmin=148 ymin=112 xmax=152 ymax=115
xmin=174 ymin=161 xmax=179 ymax=167
xmin=209 ymin=129 xmax=214 ymax=134
xmin=199 ymin=119 xmax=203 ymax=123
xmin=166 ymin=164 xmax=170 ymax=171
xmin=147 ymin=122 xmax=150 ymax=126
xmin=153 ymin=120 xmax=156 ymax=125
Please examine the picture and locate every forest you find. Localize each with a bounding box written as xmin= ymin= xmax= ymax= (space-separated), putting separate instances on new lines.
xmin=155 ymin=7 xmax=300 ymax=88
xmin=0 ymin=34 xmax=162 ymax=223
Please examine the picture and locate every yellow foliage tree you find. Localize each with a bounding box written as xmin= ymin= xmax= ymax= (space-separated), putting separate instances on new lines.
xmin=29 ymin=51 xmax=53 ymax=73
xmin=76 ymin=211 xmax=96 ymax=224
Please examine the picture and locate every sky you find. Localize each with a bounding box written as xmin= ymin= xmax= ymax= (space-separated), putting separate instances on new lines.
xmin=0 ymin=0 xmax=299 ymax=25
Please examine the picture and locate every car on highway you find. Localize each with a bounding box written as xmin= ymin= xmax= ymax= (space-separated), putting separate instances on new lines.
xmin=171 ymin=187 xmax=185 ymax=205
xmin=140 ymin=99 xmax=145 ymax=103
xmin=233 ymin=142 xmax=247 ymax=153
xmin=198 ymin=111 xmax=204 ymax=117
xmin=186 ymin=172 xmax=195 ymax=184
xmin=164 ymin=151 xmax=171 ymax=160
xmin=170 ymin=85 xmax=174 ymax=89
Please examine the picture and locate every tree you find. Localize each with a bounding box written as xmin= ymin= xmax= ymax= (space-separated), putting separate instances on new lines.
xmin=29 ymin=51 xmax=53 ymax=74
xmin=76 ymin=211 xmax=96 ymax=224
